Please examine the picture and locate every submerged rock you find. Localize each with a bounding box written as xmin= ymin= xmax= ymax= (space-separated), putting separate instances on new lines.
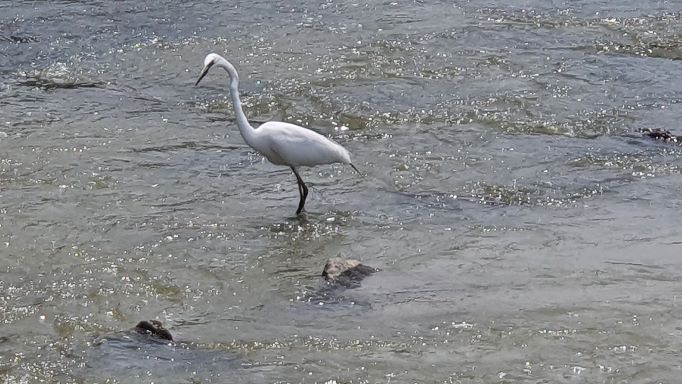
xmin=0 ymin=34 xmax=38 ymax=43
xmin=322 ymin=258 xmax=379 ymax=289
xmin=641 ymin=128 xmax=682 ymax=143
xmin=296 ymin=259 xmax=379 ymax=307
xmin=80 ymin=320 xmax=249 ymax=383
xmin=133 ymin=320 xmax=173 ymax=341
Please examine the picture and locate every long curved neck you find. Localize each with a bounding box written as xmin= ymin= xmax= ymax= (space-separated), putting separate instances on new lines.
xmin=216 ymin=58 xmax=256 ymax=146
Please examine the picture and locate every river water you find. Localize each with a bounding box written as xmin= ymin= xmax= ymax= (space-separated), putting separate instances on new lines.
xmin=2 ymin=0 xmax=682 ymax=383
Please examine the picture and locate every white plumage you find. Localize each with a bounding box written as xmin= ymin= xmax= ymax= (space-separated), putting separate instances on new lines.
xmin=255 ymin=121 xmax=352 ymax=167
xmin=195 ymin=53 xmax=359 ymax=215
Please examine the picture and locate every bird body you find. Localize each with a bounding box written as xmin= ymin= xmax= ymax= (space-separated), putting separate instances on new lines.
xmin=254 ymin=121 xmax=352 ymax=167
xmin=195 ymin=53 xmax=358 ymax=214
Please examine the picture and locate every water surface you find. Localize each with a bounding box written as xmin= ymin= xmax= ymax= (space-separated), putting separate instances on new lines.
xmin=2 ymin=0 xmax=682 ymax=382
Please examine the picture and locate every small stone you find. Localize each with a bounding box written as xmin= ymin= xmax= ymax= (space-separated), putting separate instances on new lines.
xmin=133 ymin=320 xmax=173 ymax=341
xmin=322 ymin=258 xmax=379 ymax=288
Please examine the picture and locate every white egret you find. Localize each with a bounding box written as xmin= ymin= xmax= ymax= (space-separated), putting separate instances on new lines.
xmin=195 ymin=53 xmax=359 ymax=215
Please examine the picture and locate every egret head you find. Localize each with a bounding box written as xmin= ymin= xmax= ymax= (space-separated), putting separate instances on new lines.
xmin=195 ymin=53 xmax=221 ymax=86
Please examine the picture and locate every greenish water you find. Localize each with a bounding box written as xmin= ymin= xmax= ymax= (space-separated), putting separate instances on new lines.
xmin=2 ymin=1 xmax=682 ymax=382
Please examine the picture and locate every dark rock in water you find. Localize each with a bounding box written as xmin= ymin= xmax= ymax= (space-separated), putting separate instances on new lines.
xmin=79 ymin=320 xmax=256 ymax=383
xmin=0 ymin=34 xmax=38 ymax=43
xmin=133 ymin=320 xmax=173 ymax=341
xmin=291 ymin=259 xmax=380 ymax=307
xmin=322 ymin=258 xmax=379 ymax=289
xmin=641 ymin=128 xmax=682 ymax=143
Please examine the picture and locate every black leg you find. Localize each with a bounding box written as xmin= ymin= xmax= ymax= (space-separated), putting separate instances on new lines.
xmin=291 ymin=167 xmax=308 ymax=214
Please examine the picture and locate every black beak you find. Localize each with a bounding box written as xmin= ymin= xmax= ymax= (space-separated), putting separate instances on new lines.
xmin=195 ymin=62 xmax=213 ymax=86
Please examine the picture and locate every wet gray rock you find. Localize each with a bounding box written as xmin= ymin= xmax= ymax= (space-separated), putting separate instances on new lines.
xmin=322 ymin=258 xmax=379 ymax=289
xmin=296 ymin=259 xmax=379 ymax=307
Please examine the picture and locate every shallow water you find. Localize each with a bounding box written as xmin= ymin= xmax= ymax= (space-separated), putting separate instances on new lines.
xmin=2 ymin=0 xmax=682 ymax=382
